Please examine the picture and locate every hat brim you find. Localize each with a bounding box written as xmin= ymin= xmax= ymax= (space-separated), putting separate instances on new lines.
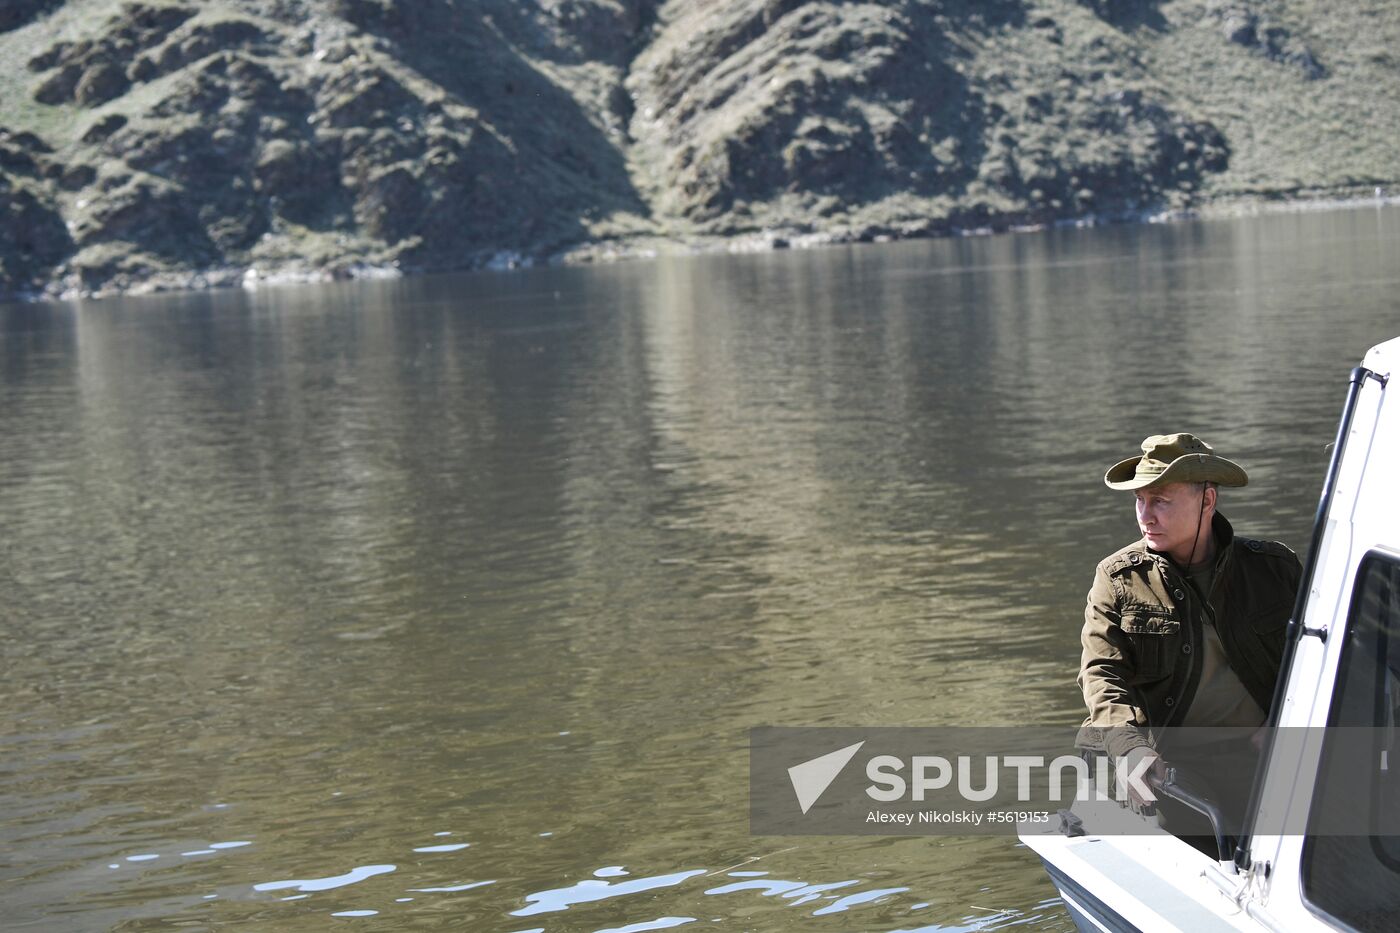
xmin=1105 ymin=454 xmax=1249 ymax=491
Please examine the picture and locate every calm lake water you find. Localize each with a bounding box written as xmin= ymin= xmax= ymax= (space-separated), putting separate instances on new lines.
xmin=2 ymin=206 xmax=1398 ymax=931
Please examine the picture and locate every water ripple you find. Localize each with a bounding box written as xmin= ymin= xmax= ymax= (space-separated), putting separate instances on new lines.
xmin=812 ymin=886 xmax=911 ymax=915
xmin=408 ymin=880 xmax=495 ymax=893
xmin=512 ymin=869 xmax=708 ymax=917
xmin=596 ymin=918 xmax=697 ymax=933
xmin=253 ymin=864 xmax=396 ymax=893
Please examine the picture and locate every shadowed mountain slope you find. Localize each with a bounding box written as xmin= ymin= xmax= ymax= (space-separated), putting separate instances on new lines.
xmin=0 ymin=0 xmax=1396 ymax=297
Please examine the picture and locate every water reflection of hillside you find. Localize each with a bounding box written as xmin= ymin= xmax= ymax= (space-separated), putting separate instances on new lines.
xmin=1 ymin=205 xmax=1397 ymax=929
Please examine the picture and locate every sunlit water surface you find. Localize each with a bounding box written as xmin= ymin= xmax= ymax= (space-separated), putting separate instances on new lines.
xmin=2 ymin=206 xmax=1398 ymax=931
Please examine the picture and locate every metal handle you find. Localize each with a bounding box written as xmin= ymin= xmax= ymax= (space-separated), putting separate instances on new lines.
xmin=1149 ymin=767 xmax=1232 ymax=862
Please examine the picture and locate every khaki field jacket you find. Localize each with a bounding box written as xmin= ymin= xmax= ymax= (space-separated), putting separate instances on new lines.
xmin=1076 ymin=512 xmax=1302 ymax=759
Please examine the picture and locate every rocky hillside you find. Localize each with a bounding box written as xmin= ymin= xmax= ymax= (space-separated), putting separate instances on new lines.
xmin=1 ymin=0 xmax=1396 ymax=298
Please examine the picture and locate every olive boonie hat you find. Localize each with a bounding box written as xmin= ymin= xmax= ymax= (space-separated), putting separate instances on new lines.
xmin=1104 ymin=433 xmax=1249 ymax=491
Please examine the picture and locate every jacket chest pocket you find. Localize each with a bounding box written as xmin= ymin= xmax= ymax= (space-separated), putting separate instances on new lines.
xmin=1120 ymin=610 xmax=1181 ymax=681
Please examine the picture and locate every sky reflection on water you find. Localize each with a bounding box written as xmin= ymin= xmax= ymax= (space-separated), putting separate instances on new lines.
xmin=86 ymin=817 xmax=1057 ymax=928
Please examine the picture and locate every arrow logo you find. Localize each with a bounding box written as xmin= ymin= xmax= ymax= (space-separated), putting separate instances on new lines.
xmin=787 ymin=741 xmax=865 ymax=814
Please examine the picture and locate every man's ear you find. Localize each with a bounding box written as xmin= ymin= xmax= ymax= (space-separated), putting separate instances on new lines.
xmin=1203 ymin=484 xmax=1217 ymax=512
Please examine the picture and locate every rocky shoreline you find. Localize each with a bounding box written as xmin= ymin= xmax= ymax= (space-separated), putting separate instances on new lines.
xmin=2 ymin=0 xmax=1398 ymax=301
xmin=17 ymin=185 xmax=1378 ymax=303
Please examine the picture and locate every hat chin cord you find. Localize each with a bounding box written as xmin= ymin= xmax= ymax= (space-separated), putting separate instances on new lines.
xmin=1184 ymin=486 xmax=1207 ymax=571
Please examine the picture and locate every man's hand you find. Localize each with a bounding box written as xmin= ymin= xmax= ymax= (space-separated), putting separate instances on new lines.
xmin=1121 ymin=746 xmax=1167 ymax=812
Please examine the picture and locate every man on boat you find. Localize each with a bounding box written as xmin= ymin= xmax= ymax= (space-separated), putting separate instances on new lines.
xmin=1075 ymin=433 xmax=1302 ymax=824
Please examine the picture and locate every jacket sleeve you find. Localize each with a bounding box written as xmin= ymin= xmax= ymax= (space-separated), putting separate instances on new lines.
xmin=1075 ymin=563 xmax=1154 ymax=759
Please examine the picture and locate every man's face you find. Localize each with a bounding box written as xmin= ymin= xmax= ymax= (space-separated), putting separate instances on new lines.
xmin=1134 ymin=481 xmax=1208 ymax=563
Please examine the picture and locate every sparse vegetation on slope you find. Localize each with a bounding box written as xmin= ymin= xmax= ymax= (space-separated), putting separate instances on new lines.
xmin=0 ymin=0 xmax=1396 ymax=298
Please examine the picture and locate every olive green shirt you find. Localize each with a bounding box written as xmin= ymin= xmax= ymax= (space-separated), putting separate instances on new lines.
xmin=1181 ymin=560 xmax=1267 ymax=730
